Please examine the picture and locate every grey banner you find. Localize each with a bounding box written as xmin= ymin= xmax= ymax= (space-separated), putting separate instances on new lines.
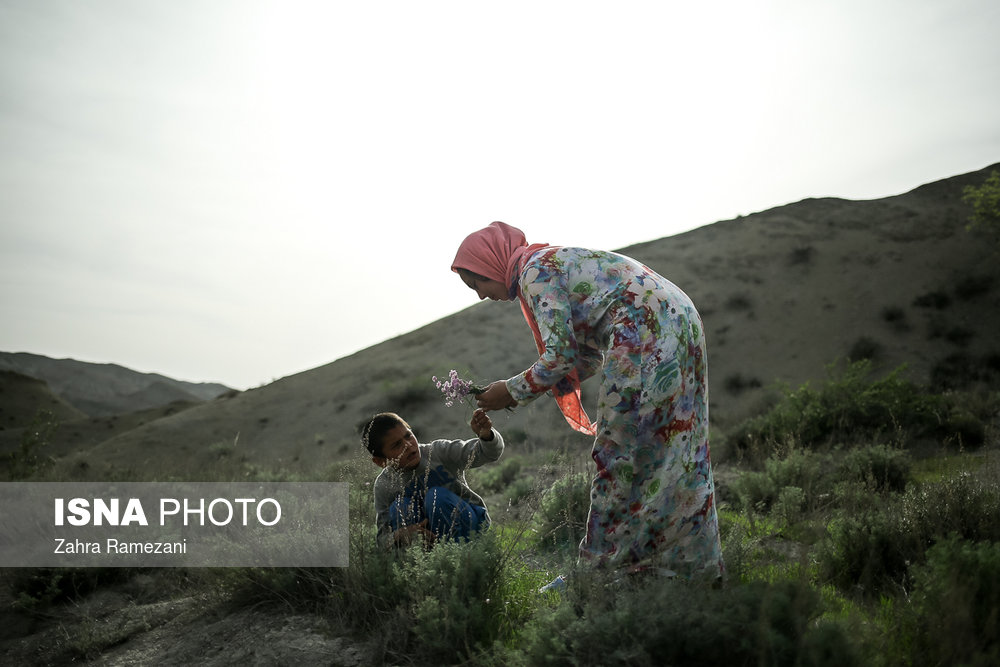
xmin=0 ymin=482 xmax=348 ymax=567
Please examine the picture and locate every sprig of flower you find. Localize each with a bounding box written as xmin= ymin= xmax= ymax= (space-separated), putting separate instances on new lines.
xmin=432 ymin=370 xmax=486 ymax=408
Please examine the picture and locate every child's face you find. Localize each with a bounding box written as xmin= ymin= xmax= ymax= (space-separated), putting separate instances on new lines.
xmin=377 ymin=423 xmax=420 ymax=470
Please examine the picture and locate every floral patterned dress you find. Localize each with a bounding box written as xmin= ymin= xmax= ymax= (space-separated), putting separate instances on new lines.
xmin=505 ymin=247 xmax=724 ymax=579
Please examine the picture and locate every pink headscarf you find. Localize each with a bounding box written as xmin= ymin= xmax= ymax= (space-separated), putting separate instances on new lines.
xmin=451 ymin=221 xmax=597 ymax=436
xmin=451 ymin=221 xmax=541 ymax=290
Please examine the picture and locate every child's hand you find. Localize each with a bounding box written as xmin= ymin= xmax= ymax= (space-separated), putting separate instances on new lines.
xmin=394 ymin=519 xmax=435 ymax=548
xmin=471 ymin=408 xmax=494 ymax=440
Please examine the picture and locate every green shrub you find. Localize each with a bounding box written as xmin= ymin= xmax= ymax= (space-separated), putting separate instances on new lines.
xmin=1 ymin=410 xmax=57 ymax=481
xmin=820 ymin=473 xmax=1000 ymax=598
xmin=962 ymin=169 xmax=1000 ymax=236
xmin=837 ymin=445 xmax=910 ymax=495
xmin=848 ymin=336 xmax=882 ymax=361
xmin=502 ymin=475 xmax=537 ymax=506
xmin=394 ymin=533 xmax=507 ymax=661
xmin=468 ymin=456 xmax=523 ymax=493
xmin=512 ymin=575 xmax=865 ymax=667
xmin=6 ymin=567 xmax=137 ymax=610
xmin=732 ymin=449 xmax=830 ymax=514
xmin=904 ymin=536 xmax=1000 ymax=666
xmin=534 ymin=472 xmax=591 ymax=549
xmin=732 ymin=445 xmax=912 ymax=527
xmin=728 ymin=360 xmax=986 ymax=462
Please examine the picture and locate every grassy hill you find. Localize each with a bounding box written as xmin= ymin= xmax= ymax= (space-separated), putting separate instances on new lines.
xmin=0 ymin=370 xmax=87 ymax=430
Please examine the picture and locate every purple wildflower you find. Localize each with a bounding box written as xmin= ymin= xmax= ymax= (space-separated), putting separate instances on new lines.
xmin=433 ymin=369 xmax=484 ymax=408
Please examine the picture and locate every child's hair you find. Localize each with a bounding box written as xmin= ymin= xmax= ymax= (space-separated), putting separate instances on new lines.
xmin=362 ymin=412 xmax=410 ymax=457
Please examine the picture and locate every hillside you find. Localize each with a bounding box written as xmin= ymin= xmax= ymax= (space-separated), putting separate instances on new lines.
xmin=24 ymin=162 xmax=999 ymax=481
xmin=0 ymin=352 xmax=230 ymax=417
xmin=0 ymin=370 xmax=87 ymax=431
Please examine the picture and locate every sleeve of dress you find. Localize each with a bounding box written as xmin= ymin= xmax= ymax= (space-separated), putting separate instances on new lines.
xmin=505 ymin=270 xmax=581 ymax=404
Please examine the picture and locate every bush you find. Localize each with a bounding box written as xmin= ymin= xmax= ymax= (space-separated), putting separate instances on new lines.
xmin=931 ymin=352 xmax=1000 ymax=393
xmin=1 ymin=410 xmax=56 ymax=481
xmin=724 ymin=373 xmax=763 ymax=395
xmin=6 ymin=568 xmax=137 ymax=610
xmin=962 ymin=169 xmax=1000 ymax=236
xmin=468 ymin=456 xmax=523 ymax=494
xmin=913 ymin=291 xmax=951 ymax=309
xmin=954 ymin=274 xmax=994 ymax=301
xmin=535 ymin=473 xmax=591 ymax=549
xmin=728 ymin=360 xmax=986 ymax=463
xmin=512 ymin=575 xmax=864 ymax=666
xmin=848 ymin=337 xmax=882 ymax=361
xmin=393 ymin=532 xmax=513 ymax=662
xmin=837 ymin=445 xmax=910 ymax=495
xmin=904 ymin=536 xmax=1000 ymax=665
xmin=820 ymin=473 xmax=1000 ymax=598
xmin=732 ymin=445 xmax=912 ymax=523
xmin=880 ymin=306 xmax=909 ymax=332
xmin=732 ymin=449 xmax=830 ymax=514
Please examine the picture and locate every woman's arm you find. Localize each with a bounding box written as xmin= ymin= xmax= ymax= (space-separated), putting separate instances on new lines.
xmin=507 ymin=271 xmax=581 ymax=402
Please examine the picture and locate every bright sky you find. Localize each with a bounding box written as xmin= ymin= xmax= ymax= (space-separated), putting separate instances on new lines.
xmin=2 ymin=0 xmax=998 ymax=390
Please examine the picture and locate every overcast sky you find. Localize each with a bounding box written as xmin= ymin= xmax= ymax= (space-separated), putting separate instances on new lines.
xmin=2 ymin=0 xmax=998 ymax=390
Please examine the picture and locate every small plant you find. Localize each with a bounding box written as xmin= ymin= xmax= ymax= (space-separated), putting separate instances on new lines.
xmin=788 ymin=245 xmax=816 ymax=266
xmin=732 ymin=449 xmax=830 ymax=514
xmin=944 ymin=325 xmax=974 ymax=347
xmin=469 ymin=456 xmax=523 ymax=493
xmin=535 ymin=472 xmax=591 ymax=548
xmin=912 ymin=290 xmax=951 ymax=309
xmin=848 ymin=336 xmax=882 ymax=361
xmin=724 ymin=373 xmax=763 ymax=395
xmin=1 ymin=410 xmax=57 ymax=481
xmin=880 ymin=305 xmax=909 ymax=332
xmin=962 ymin=169 xmax=1000 ymax=237
xmin=837 ymin=444 xmax=910 ymax=495
xmin=905 ymin=536 xmax=1000 ymax=665
xmin=954 ymin=274 xmax=994 ymax=300
xmin=725 ymin=293 xmax=753 ymax=311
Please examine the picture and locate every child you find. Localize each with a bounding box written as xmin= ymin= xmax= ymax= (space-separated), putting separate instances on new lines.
xmin=363 ymin=408 xmax=503 ymax=549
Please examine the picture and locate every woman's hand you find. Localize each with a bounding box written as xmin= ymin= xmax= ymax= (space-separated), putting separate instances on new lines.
xmin=476 ymin=381 xmax=518 ymax=411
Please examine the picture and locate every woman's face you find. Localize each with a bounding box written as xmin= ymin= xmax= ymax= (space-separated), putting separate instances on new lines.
xmin=460 ymin=271 xmax=510 ymax=301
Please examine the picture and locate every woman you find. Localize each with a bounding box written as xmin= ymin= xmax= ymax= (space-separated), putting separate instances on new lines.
xmin=452 ymin=221 xmax=724 ymax=580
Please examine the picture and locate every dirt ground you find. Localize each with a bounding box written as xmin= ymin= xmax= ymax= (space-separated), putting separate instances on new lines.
xmin=0 ymin=572 xmax=371 ymax=666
